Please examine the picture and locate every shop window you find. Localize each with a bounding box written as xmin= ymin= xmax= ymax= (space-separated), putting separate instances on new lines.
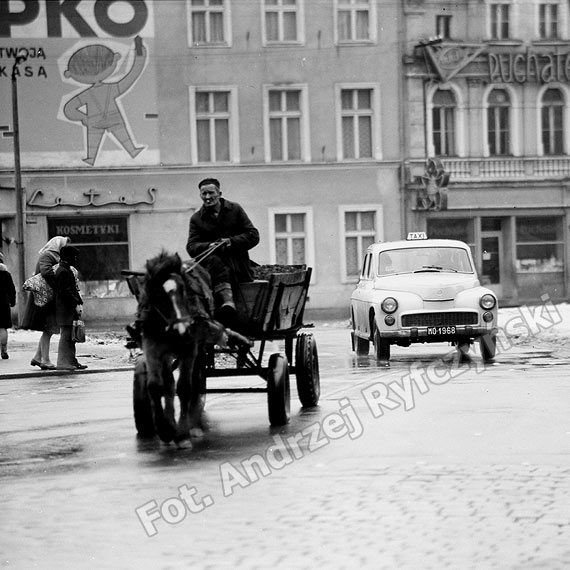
xmin=487 ymin=89 xmax=511 ymax=156
xmin=432 ymin=89 xmax=456 ymax=157
xmin=516 ymin=216 xmax=565 ymax=298
xmin=340 ymin=206 xmax=383 ymax=281
xmin=516 ymin=216 xmax=564 ymax=273
xmin=427 ymin=218 xmax=474 ymax=246
xmin=48 ymin=216 xmax=130 ymax=298
xmin=541 ymin=88 xmax=564 ymax=156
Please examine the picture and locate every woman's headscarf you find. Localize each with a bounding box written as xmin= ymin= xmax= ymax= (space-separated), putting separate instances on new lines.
xmin=38 ymin=236 xmax=70 ymax=256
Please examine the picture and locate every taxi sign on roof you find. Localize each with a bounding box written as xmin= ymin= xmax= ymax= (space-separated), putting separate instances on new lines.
xmin=407 ymin=231 xmax=428 ymax=240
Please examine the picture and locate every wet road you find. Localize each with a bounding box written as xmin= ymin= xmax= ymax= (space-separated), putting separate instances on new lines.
xmin=2 ymin=325 xmax=570 ymax=570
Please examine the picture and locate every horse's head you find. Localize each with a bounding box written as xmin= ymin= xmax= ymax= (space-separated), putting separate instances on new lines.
xmin=143 ymin=251 xmax=194 ymax=340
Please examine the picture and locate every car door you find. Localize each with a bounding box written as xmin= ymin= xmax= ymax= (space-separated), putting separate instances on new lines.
xmin=352 ymin=252 xmax=375 ymax=335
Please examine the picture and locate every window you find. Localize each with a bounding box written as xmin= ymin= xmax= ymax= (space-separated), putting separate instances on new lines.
xmin=432 ymin=90 xmax=456 ymax=157
xmin=337 ymin=86 xmax=381 ymax=160
xmin=335 ymin=0 xmax=375 ymax=43
xmin=487 ymin=89 xmax=511 ymax=156
xmin=189 ymin=87 xmax=239 ymax=164
xmin=541 ymin=88 xmax=564 ymax=155
xmin=48 ymin=216 xmax=130 ymax=298
xmin=489 ymin=2 xmax=510 ymax=39
xmin=188 ymin=0 xmax=230 ymax=46
xmin=265 ymin=86 xmax=309 ymax=162
xmin=340 ymin=206 xmax=383 ymax=281
xmin=539 ymin=2 xmax=559 ymax=39
xmin=263 ymin=0 xmax=302 ymax=44
xmin=427 ymin=218 xmax=475 ymax=257
xmin=269 ymin=208 xmax=314 ymax=274
xmin=436 ymin=14 xmax=452 ymax=39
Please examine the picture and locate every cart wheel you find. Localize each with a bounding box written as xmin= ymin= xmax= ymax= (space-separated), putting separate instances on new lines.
xmin=295 ymin=333 xmax=320 ymax=407
xmin=133 ymin=356 xmax=155 ymax=438
xmin=267 ymin=353 xmax=290 ymax=426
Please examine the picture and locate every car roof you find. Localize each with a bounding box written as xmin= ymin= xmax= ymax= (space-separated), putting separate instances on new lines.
xmin=366 ymin=238 xmax=470 ymax=253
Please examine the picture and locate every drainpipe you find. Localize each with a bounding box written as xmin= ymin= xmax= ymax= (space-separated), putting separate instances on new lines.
xmin=397 ymin=2 xmax=408 ymax=239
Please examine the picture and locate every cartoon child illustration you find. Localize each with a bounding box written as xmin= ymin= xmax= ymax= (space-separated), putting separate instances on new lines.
xmin=63 ymin=37 xmax=147 ymax=166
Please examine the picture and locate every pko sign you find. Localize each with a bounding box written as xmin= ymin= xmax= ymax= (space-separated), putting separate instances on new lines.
xmin=0 ymin=0 xmax=151 ymax=38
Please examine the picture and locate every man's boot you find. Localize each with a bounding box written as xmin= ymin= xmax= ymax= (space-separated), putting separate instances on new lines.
xmin=215 ymin=283 xmax=238 ymax=328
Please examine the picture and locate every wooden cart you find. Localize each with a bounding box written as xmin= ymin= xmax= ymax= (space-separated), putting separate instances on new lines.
xmin=124 ymin=264 xmax=320 ymax=428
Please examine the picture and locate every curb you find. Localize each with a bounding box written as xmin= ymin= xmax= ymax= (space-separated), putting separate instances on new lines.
xmin=0 ymin=365 xmax=134 ymax=380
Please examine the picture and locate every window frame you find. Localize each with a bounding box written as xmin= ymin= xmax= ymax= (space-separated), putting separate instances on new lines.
xmin=537 ymin=84 xmax=570 ymax=156
xmin=333 ymin=0 xmax=377 ymax=45
xmin=427 ymin=84 xmax=466 ymax=158
xmin=537 ymin=1 xmax=560 ymax=39
xmin=187 ymin=0 xmax=232 ymax=47
xmin=261 ymin=0 xmax=305 ymax=46
xmin=268 ymin=206 xmax=315 ymax=281
xmin=189 ymin=86 xmax=240 ymax=165
xmin=263 ymin=84 xmax=311 ymax=163
xmin=487 ymin=0 xmax=512 ymax=40
xmin=436 ymin=14 xmax=452 ymax=39
xmin=482 ymin=85 xmax=521 ymax=157
xmin=335 ymin=83 xmax=382 ymax=162
xmin=339 ymin=204 xmax=384 ymax=284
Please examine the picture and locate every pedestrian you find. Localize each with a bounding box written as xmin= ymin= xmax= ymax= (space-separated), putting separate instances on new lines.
xmin=22 ymin=236 xmax=70 ymax=370
xmin=0 ymin=252 xmax=16 ymax=360
xmin=55 ymin=245 xmax=86 ymax=370
xmin=186 ymin=177 xmax=259 ymax=325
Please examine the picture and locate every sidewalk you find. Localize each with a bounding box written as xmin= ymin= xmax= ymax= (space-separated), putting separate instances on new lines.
xmin=0 ymin=328 xmax=135 ymax=379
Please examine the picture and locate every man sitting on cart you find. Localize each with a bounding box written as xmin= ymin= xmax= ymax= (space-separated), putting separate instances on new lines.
xmin=186 ymin=177 xmax=260 ymax=327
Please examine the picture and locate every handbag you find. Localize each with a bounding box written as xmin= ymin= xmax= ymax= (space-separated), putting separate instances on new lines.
xmin=23 ymin=264 xmax=59 ymax=307
xmin=72 ymin=319 xmax=86 ymax=343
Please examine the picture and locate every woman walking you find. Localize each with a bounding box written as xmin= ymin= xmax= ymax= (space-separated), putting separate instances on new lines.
xmin=22 ymin=236 xmax=70 ymax=370
xmin=0 ymin=252 xmax=16 ymax=360
xmin=55 ymin=245 xmax=86 ymax=370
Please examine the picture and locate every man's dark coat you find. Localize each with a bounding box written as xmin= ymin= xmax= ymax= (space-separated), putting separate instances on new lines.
xmin=186 ymin=198 xmax=259 ymax=282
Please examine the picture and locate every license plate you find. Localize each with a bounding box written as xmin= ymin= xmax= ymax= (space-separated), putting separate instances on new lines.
xmin=427 ymin=326 xmax=456 ymax=335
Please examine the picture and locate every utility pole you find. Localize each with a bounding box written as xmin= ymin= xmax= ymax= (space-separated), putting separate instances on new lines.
xmin=11 ymin=49 xmax=28 ymax=324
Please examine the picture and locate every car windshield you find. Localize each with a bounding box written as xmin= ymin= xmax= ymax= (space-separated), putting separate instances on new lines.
xmin=378 ymin=247 xmax=473 ymax=276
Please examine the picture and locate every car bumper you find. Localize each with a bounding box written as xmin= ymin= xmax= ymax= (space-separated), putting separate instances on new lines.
xmin=379 ymin=325 xmax=498 ymax=340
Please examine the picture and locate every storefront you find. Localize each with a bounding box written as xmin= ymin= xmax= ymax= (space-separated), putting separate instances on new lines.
xmin=404 ymin=35 xmax=570 ymax=306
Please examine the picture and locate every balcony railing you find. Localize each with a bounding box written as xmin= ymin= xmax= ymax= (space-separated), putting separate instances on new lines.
xmin=410 ymin=157 xmax=570 ymax=182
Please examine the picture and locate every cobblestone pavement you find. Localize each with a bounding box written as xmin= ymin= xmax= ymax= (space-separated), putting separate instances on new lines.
xmin=2 ymin=323 xmax=570 ymax=570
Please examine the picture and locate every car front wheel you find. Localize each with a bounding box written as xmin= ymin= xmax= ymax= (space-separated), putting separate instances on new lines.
xmin=479 ymin=334 xmax=497 ymax=362
xmin=374 ymin=326 xmax=390 ymax=362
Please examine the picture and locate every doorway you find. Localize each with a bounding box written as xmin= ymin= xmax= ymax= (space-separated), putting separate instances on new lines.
xmin=481 ymin=230 xmax=503 ymax=298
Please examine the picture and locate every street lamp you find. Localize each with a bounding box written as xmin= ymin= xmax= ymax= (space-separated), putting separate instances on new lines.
xmin=11 ymin=49 xmax=28 ymax=324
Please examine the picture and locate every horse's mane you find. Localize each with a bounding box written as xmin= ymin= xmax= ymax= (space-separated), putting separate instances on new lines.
xmin=145 ymin=250 xmax=182 ymax=283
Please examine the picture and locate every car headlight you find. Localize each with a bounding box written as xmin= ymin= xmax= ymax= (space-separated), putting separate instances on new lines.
xmin=480 ymin=294 xmax=496 ymax=310
xmin=381 ymin=297 xmax=398 ymax=314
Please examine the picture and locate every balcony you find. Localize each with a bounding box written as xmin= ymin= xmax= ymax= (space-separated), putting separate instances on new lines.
xmin=410 ymin=157 xmax=570 ymax=182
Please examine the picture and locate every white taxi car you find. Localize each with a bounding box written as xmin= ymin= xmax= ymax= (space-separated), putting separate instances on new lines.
xmin=350 ymin=233 xmax=498 ymax=362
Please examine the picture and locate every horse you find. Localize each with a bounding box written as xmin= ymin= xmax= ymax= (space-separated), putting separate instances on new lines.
xmin=136 ymin=250 xmax=226 ymax=448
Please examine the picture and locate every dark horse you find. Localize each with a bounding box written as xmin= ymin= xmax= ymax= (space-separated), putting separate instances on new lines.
xmin=135 ymin=251 xmax=226 ymax=448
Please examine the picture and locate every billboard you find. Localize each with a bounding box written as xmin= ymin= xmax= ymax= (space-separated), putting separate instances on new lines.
xmin=0 ymin=0 xmax=159 ymax=168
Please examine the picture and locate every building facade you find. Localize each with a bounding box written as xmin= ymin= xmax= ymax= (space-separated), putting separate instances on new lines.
xmin=0 ymin=0 xmax=403 ymax=324
xmin=402 ymin=0 xmax=570 ymax=305
xmin=1 ymin=0 xmax=567 ymax=325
